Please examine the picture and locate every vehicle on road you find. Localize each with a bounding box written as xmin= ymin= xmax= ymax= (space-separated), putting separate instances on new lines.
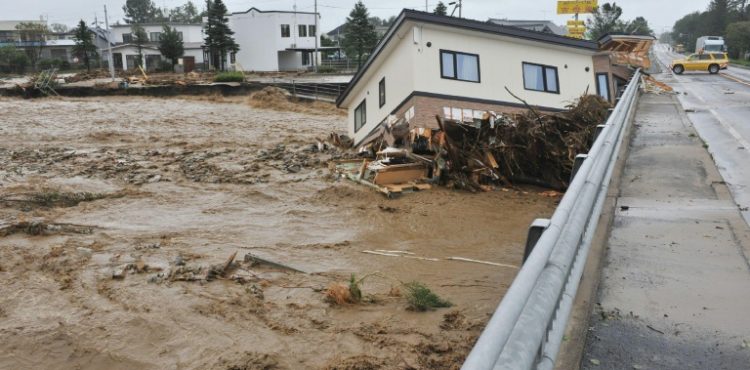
xmin=696 ymin=36 xmax=726 ymax=53
xmin=671 ymin=52 xmax=729 ymax=75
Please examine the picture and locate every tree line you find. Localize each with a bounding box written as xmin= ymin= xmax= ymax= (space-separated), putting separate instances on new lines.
xmin=671 ymin=0 xmax=750 ymax=58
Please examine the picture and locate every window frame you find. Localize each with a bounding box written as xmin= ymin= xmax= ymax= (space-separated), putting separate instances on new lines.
xmin=149 ymin=32 xmax=162 ymax=42
xmin=308 ymin=25 xmax=316 ymax=37
xmin=354 ymin=99 xmax=367 ymax=133
xmin=298 ymin=24 xmax=307 ymax=37
xmin=595 ymin=73 xmax=610 ymax=102
xmin=122 ymin=33 xmax=132 ymax=43
xmin=439 ymin=49 xmax=481 ymax=83
xmin=280 ymin=24 xmax=290 ymax=38
xmin=522 ymin=62 xmax=560 ymax=94
xmin=379 ymin=77 xmax=386 ymax=108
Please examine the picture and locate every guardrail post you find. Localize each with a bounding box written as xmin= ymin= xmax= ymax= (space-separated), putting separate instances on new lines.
xmin=594 ymin=125 xmax=606 ymax=142
xmin=523 ymin=218 xmax=551 ymax=263
xmin=292 ymin=80 xmax=296 ymax=96
xmin=570 ymin=154 xmax=588 ymax=183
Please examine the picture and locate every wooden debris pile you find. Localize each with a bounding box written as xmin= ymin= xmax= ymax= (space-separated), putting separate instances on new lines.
xmin=331 ymin=94 xmax=610 ymax=195
xmin=640 ymin=75 xmax=674 ymax=95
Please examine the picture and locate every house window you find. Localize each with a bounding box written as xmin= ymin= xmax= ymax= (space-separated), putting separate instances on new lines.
xmin=596 ymin=73 xmax=610 ymax=102
xmin=122 ymin=33 xmax=132 ymax=43
xmin=281 ymin=24 xmax=290 ymax=38
xmin=298 ymin=24 xmax=307 ymax=37
xmin=302 ymin=52 xmax=310 ymax=65
xmin=354 ymin=99 xmax=366 ymax=133
xmin=440 ymin=50 xmax=480 ymax=82
xmin=379 ymin=77 xmax=386 ymax=108
xmin=522 ymin=62 xmax=559 ymax=93
xmin=177 ymin=32 xmax=183 ymax=41
xmin=230 ymin=52 xmax=236 ymax=64
xmin=308 ymin=25 xmax=316 ymax=37
xmin=149 ymin=32 xmax=162 ymax=42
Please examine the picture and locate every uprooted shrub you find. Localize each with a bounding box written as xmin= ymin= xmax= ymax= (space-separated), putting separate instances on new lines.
xmin=404 ymin=281 xmax=452 ymax=311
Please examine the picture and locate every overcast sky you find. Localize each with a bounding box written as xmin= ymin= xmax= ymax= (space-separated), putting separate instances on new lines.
xmin=2 ymin=0 xmax=712 ymax=34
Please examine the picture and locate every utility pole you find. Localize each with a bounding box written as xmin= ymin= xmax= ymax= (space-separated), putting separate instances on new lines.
xmin=104 ymin=5 xmax=115 ymax=81
xmin=314 ymin=0 xmax=318 ymax=73
xmin=425 ymin=0 xmax=428 ymax=11
xmin=459 ymin=0 xmax=462 ymax=18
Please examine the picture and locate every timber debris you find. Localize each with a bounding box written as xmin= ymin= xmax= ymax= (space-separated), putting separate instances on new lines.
xmin=330 ymin=94 xmax=610 ymax=195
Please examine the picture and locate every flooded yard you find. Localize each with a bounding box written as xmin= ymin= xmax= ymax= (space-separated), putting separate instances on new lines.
xmin=0 ymin=96 xmax=556 ymax=370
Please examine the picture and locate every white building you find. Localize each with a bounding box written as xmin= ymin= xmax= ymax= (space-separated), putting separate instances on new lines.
xmin=336 ymin=10 xmax=610 ymax=146
xmin=109 ymin=23 xmax=204 ymax=71
xmin=226 ymin=7 xmax=320 ymax=72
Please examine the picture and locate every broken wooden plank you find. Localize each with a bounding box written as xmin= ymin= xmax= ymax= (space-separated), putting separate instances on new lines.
xmin=244 ymin=253 xmax=306 ymax=273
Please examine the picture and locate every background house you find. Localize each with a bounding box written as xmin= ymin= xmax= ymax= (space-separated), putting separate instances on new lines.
xmin=337 ymin=10 xmax=606 ymax=146
xmin=110 ymin=23 xmax=204 ymax=71
xmin=226 ymin=7 xmax=320 ymax=72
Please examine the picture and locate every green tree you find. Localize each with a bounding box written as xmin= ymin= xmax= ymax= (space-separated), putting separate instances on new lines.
xmin=203 ymin=0 xmax=239 ymax=71
xmin=169 ymin=1 xmax=201 ymax=23
xmin=624 ymin=16 xmax=654 ymax=36
xmin=15 ymin=22 xmax=49 ymax=71
xmin=725 ymin=21 xmax=750 ymax=58
xmin=50 ymin=23 xmax=69 ymax=33
xmin=72 ymin=20 xmax=98 ymax=72
xmin=672 ymin=11 xmax=708 ymax=52
xmin=342 ymin=1 xmax=378 ymax=68
xmin=0 ymin=45 xmax=29 ymax=73
xmin=158 ymin=24 xmax=185 ymax=70
xmin=434 ymin=1 xmax=448 ymax=15
xmin=586 ymin=2 xmax=626 ymax=40
xmin=707 ymin=0 xmax=733 ymax=35
xmin=131 ymin=24 xmax=149 ymax=68
xmin=123 ymin=0 xmax=160 ymax=24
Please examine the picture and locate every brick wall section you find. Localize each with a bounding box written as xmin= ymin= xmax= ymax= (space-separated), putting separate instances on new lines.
xmin=592 ymin=54 xmax=615 ymax=103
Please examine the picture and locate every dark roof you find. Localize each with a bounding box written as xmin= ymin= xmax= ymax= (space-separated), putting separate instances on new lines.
xmin=231 ymin=7 xmax=318 ymax=16
xmin=336 ymin=9 xmax=599 ymax=107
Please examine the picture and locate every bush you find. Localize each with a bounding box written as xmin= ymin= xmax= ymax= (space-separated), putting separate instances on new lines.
xmin=316 ymin=65 xmax=337 ymax=74
xmin=0 ymin=46 xmax=28 ymax=73
xmin=403 ymin=281 xmax=452 ymax=311
xmin=214 ymin=71 xmax=245 ymax=82
xmin=38 ymin=58 xmax=69 ymax=70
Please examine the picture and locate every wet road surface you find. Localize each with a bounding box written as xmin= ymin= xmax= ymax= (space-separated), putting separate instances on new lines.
xmin=654 ymin=44 xmax=750 ymax=225
xmin=581 ymin=72 xmax=750 ymax=369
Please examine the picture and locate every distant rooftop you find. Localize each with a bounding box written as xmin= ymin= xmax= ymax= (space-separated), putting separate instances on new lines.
xmin=0 ymin=20 xmax=47 ymax=31
xmin=486 ymin=18 xmax=566 ymax=36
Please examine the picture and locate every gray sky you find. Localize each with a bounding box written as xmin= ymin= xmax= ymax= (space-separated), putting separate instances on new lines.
xmin=2 ymin=0 xmax=712 ymax=34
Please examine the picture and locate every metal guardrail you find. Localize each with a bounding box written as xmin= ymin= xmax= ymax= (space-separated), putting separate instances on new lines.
xmin=462 ymin=69 xmax=642 ymax=370
xmin=269 ymin=79 xmax=344 ymax=103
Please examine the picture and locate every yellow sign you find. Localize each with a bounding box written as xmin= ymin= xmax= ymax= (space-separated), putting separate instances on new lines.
xmin=566 ymin=33 xmax=585 ymax=39
xmin=567 ymin=20 xmax=586 ymax=27
xmin=557 ymin=0 xmax=597 ymax=15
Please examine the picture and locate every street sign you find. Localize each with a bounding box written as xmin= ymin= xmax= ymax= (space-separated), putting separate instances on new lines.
xmin=557 ymin=0 xmax=597 ymax=15
xmin=566 ymin=20 xmax=586 ymax=27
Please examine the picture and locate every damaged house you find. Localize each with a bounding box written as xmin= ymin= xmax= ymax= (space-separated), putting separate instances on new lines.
xmin=336 ymin=9 xmax=611 ymax=147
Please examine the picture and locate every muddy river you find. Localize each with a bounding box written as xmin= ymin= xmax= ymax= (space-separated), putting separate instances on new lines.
xmin=0 ymin=96 xmax=557 ymax=370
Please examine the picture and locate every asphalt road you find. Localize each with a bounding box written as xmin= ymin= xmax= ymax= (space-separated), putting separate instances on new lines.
xmin=654 ymin=44 xmax=750 ymax=225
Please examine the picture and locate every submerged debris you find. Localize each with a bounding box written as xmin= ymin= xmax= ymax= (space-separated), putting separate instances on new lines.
xmin=331 ymin=94 xmax=610 ymax=195
xmin=404 ymin=281 xmax=452 ymax=311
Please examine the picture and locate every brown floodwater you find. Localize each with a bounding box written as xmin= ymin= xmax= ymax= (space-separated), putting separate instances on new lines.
xmin=0 ymin=96 xmax=557 ymax=370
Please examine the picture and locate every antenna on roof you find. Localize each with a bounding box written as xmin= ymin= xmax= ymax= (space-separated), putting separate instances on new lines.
xmin=448 ymin=0 xmax=462 ymax=18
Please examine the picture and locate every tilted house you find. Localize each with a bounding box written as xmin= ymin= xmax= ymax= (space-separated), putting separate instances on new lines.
xmin=336 ymin=10 xmax=611 ymax=147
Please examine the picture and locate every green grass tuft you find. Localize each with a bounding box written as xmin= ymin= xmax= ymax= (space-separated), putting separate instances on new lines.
xmin=403 ymin=281 xmax=451 ymax=311
xmin=213 ymin=71 xmax=245 ymax=83
xmin=348 ymin=274 xmax=362 ymax=303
